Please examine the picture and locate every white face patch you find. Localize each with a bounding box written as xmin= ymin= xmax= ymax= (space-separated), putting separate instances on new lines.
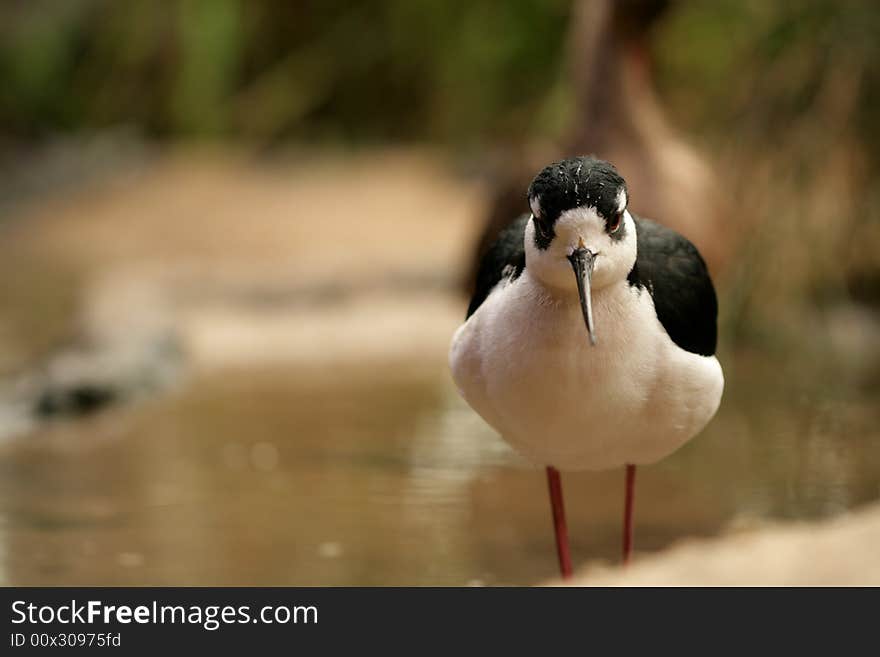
xmin=616 ymin=189 xmax=628 ymax=214
xmin=523 ymin=206 xmax=638 ymax=293
xmin=529 ymin=196 xmax=542 ymax=219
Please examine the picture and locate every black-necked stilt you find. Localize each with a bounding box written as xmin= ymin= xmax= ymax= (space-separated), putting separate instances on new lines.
xmin=450 ymin=156 xmax=723 ymax=578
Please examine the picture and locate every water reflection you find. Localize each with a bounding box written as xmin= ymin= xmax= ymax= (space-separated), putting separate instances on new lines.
xmin=0 ymin=352 xmax=878 ymax=585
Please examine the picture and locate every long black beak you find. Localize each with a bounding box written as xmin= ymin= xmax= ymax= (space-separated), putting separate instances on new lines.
xmin=567 ymin=247 xmax=597 ymax=346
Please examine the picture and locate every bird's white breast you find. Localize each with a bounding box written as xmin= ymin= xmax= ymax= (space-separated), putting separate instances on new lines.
xmin=449 ymin=271 xmax=723 ymax=471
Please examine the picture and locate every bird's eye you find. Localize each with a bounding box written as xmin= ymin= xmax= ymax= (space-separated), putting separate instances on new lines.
xmin=608 ymin=212 xmax=623 ymax=233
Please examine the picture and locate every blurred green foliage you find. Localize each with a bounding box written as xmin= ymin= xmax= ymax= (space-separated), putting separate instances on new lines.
xmin=2 ymin=1 xmax=880 ymax=174
xmin=657 ymin=0 xmax=880 ymax=159
xmin=0 ymin=0 xmax=571 ymax=144
xmin=3 ymin=0 xmax=880 ymax=162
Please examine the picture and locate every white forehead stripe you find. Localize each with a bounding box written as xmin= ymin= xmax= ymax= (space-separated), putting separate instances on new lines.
xmin=617 ymin=189 xmax=628 ymax=213
xmin=529 ymin=196 xmax=542 ymax=218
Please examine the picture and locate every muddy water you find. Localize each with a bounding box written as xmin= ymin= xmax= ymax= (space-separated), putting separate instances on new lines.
xmin=1 ymin=350 xmax=878 ymax=586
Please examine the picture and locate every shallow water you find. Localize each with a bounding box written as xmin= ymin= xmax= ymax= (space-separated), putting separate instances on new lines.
xmin=1 ymin=350 xmax=877 ymax=586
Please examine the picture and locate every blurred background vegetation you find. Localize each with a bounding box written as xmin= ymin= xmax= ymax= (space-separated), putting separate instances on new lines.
xmin=2 ymin=0 xmax=877 ymax=148
xmin=1 ymin=0 xmax=570 ymax=144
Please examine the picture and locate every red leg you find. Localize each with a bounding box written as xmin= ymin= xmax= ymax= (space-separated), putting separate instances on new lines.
xmin=622 ymin=464 xmax=637 ymax=566
xmin=546 ymin=466 xmax=573 ymax=579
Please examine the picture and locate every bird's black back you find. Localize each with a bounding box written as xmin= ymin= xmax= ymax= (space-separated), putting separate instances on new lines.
xmin=466 ymin=213 xmax=528 ymax=318
xmin=627 ymin=215 xmax=717 ymax=356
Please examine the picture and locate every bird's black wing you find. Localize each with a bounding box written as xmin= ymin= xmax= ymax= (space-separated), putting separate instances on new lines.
xmin=466 ymin=213 xmax=528 ymax=318
xmin=627 ymin=215 xmax=718 ymax=356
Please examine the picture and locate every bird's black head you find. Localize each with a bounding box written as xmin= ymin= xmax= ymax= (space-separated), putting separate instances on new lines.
xmin=524 ymin=156 xmax=634 ymax=347
xmin=527 ymin=156 xmax=627 ymax=250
